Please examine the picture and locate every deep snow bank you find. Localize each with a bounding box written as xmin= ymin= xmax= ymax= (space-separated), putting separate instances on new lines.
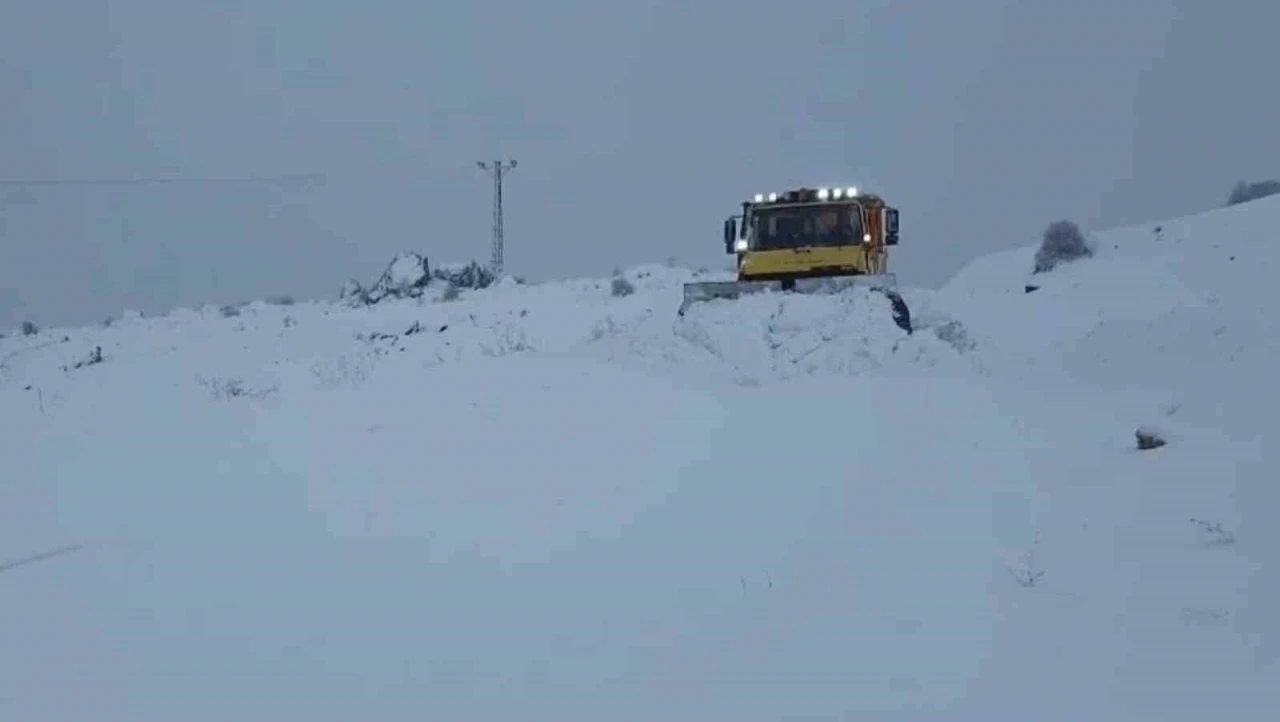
xmin=936 ymin=195 xmax=1280 ymax=402
xmin=1 ymin=346 xmax=1046 ymax=720
xmin=0 ymin=263 xmax=965 ymax=403
xmin=928 ymin=195 xmax=1280 ymax=700
xmin=3 ymin=198 xmax=1279 ymax=719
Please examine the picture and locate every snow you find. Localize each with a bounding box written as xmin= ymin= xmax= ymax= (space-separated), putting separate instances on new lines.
xmin=3 ymin=198 xmax=1279 ymax=719
xmin=384 ymin=251 xmax=430 ymax=291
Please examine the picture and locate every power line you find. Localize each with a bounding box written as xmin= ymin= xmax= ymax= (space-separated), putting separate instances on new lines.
xmin=476 ymin=159 xmax=516 ymax=277
xmin=0 ymin=172 xmax=325 ymax=188
xmin=0 ymin=543 xmax=84 ymax=576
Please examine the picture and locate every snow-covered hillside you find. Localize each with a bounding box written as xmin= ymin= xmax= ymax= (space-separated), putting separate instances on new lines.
xmin=2 ymin=197 xmax=1277 ymax=720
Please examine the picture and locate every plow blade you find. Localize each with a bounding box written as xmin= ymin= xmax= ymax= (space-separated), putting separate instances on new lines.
xmin=678 ymin=273 xmax=911 ymax=332
xmin=678 ymin=274 xmax=898 ymax=315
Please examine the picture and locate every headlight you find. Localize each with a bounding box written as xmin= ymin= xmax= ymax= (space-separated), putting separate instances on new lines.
xmin=734 ymin=239 xmax=748 ymax=252
xmin=863 ymin=233 xmax=871 ymax=242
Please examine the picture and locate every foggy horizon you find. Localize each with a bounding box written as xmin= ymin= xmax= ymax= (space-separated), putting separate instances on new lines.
xmin=4 ymin=0 xmax=1279 ymax=329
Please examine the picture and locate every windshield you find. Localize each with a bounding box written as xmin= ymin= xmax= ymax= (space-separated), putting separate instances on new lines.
xmin=751 ymin=203 xmax=863 ymax=250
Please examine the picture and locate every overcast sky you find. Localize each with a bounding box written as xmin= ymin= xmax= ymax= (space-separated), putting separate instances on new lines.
xmin=3 ymin=0 xmax=1279 ymax=327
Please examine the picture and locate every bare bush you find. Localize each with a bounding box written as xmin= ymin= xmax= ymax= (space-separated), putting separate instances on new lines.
xmin=1190 ymin=518 xmax=1236 ymax=548
xmin=1007 ymin=531 xmax=1045 ymax=588
xmin=438 ymin=284 xmax=462 ymax=302
xmin=61 ymin=346 xmax=104 ymax=372
xmin=339 ymin=279 xmax=368 ymax=305
xmin=479 ymin=323 xmax=534 ymax=357
xmin=1033 ymin=220 xmax=1093 ymax=274
xmin=611 ymin=275 xmax=635 ymax=297
xmin=196 ymin=375 xmax=278 ymax=400
xmin=311 ymin=354 xmax=372 ymax=388
xmin=432 ymin=261 xmax=495 ymax=290
xmin=21 ymin=321 xmax=38 ymax=336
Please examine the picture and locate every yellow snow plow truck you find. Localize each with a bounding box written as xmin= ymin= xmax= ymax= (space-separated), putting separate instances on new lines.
xmin=679 ymin=186 xmax=912 ymax=333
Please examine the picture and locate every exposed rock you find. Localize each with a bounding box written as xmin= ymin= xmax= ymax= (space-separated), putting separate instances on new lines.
xmin=432 ymin=261 xmax=495 ymax=291
xmin=1135 ymin=425 xmax=1167 ymax=451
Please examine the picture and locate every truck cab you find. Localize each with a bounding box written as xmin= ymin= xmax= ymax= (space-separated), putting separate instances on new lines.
xmin=722 ymin=187 xmax=899 ymax=282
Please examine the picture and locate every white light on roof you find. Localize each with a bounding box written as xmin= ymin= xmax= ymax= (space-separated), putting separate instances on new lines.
xmin=753 ymin=193 xmax=765 ymax=203
xmin=768 ymin=192 xmax=779 ymax=202
xmin=847 ymin=186 xmax=858 ymax=197
xmin=832 ymin=187 xmax=844 ymax=199
xmin=817 ymin=187 xmax=830 ymax=200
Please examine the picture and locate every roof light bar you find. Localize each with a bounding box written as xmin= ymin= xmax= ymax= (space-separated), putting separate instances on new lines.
xmin=749 ymin=186 xmax=863 ymax=204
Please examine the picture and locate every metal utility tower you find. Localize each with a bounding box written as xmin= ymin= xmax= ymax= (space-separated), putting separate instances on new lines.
xmin=476 ymin=159 xmax=517 ymax=277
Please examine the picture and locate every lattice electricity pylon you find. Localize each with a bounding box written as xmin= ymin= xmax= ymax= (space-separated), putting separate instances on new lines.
xmin=476 ymin=159 xmax=517 ymax=277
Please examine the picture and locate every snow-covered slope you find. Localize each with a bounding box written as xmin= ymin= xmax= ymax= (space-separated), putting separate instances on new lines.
xmin=935 ymin=196 xmax=1280 ymax=433
xmin=2 ymin=198 xmax=1277 ymax=720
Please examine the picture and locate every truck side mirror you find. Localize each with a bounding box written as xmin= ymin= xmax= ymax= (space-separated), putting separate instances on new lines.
xmin=723 ymin=217 xmax=737 ymax=253
xmin=883 ymin=208 xmax=899 ymax=246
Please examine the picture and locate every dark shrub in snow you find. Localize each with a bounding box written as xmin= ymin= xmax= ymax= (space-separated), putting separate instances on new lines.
xmin=1033 ymin=220 xmax=1093 ymax=274
xmin=431 ymin=261 xmax=495 ymax=291
xmin=611 ymin=274 xmax=635 ymax=297
xmin=339 ymin=278 xmax=368 ymax=305
xmin=61 ymin=346 xmax=104 ymax=371
xmin=1135 ymin=425 xmax=1167 ymax=451
xmin=1226 ymin=179 xmax=1280 ymax=206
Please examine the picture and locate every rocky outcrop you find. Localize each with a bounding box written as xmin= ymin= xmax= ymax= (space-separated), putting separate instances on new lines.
xmin=341 ymin=253 xmax=496 ymax=306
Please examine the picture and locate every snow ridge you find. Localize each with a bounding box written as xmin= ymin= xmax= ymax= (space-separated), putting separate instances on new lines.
xmin=3 ymin=198 xmax=1279 ymax=720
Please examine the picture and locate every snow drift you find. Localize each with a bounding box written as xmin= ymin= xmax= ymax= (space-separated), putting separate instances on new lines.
xmin=2 ymin=197 xmax=1278 ymax=719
